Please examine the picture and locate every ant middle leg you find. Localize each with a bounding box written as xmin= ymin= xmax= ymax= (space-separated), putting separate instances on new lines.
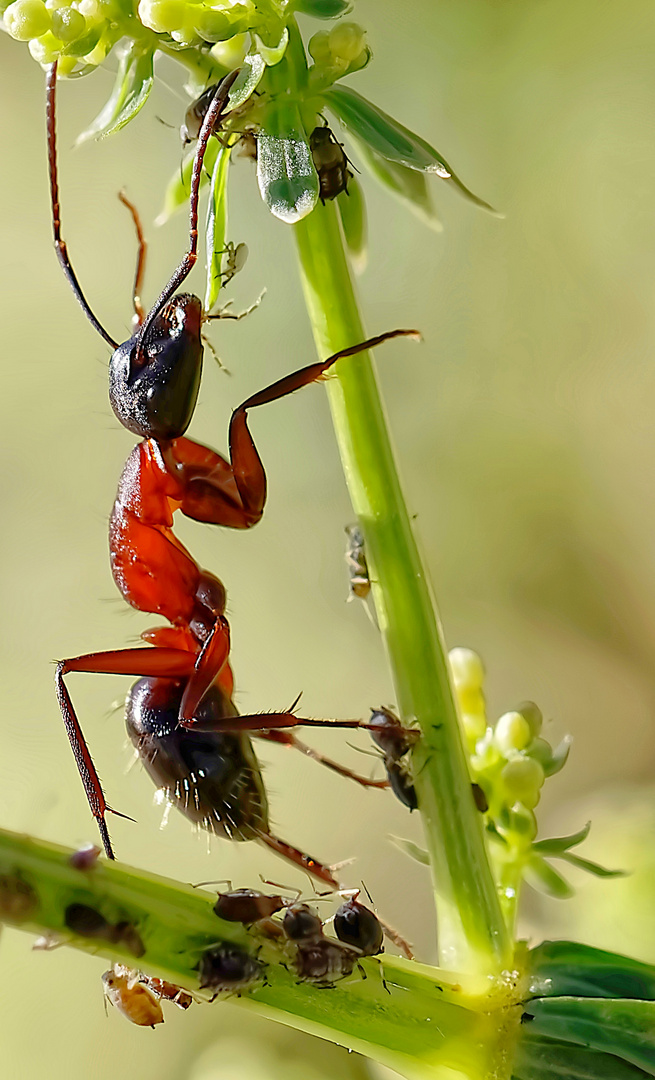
xmin=257 ymin=730 xmax=389 ymax=790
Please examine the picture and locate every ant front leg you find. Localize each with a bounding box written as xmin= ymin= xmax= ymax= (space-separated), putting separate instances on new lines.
xmin=55 ymin=646 xmax=198 ymax=857
xmin=165 ymin=328 xmax=420 ymax=529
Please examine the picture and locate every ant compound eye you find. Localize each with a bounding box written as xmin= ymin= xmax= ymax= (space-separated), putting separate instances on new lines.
xmin=109 ymin=294 xmax=203 ymax=440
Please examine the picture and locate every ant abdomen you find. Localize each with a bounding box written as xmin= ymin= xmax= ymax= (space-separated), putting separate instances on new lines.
xmin=109 ymin=294 xmax=203 ymax=441
xmin=125 ymin=677 xmax=269 ymax=841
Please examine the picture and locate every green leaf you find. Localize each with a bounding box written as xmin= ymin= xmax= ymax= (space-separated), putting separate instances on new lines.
xmin=336 ymin=174 xmax=367 ymax=270
xmin=532 ymin=822 xmax=591 ymax=855
xmin=324 ymin=85 xmax=496 ymax=212
xmin=514 ymin=1033 xmax=653 ymax=1080
xmin=389 ymin=835 xmax=430 ymax=866
xmin=530 ymin=941 xmax=655 ymax=1001
xmin=227 ymin=53 xmax=266 ymax=109
xmin=156 ymin=138 xmax=220 ymax=224
xmin=294 ymin=0 xmax=351 ymax=17
xmin=204 ymin=144 xmax=231 ymax=312
xmin=257 ymin=100 xmax=319 ymax=223
xmin=524 ymin=855 xmax=574 ymax=899
xmin=545 ymin=735 xmax=573 ymax=777
xmin=525 ymin=997 xmax=655 ymax=1076
xmin=557 ymin=851 xmax=625 ymax=879
xmin=76 ymin=43 xmax=154 ymax=144
xmin=353 ymin=137 xmax=442 ymax=232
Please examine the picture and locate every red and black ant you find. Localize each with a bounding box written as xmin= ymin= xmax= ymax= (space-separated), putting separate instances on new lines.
xmin=45 ymin=63 xmax=419 ymax=886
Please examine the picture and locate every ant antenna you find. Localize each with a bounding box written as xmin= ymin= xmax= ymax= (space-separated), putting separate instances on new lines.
xmin=133 ymin=67 xmax=240 ymax=361
xmin=45 ymin=61 xmax=119 ymax=350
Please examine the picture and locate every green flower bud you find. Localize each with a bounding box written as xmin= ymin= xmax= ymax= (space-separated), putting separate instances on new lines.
xmin=507 ymin=805 xmax=537 ymax=841
xmin=494 ymin=710 xmax=532 ymax=755
xmin=56 ymin=53 xmax=79 ymax=74
xmin=501 ymin=757 xmax=545 ymax=807
xmin=4 ymin=0 xmax=51 ymax=40
xmin=51 ymin=7 xmax=85 ymax=40
xmin=308 ymin=29 xmax=330 ymax=63
xmin=516 ymin=700 xmax=543 ymax=739
xmin=525 ymin=736 xmax=553 ymax=768
xmin=138 ymin=0 xmax=185 ymax=33
xmin=461 ymin=711 xmax=486 ymax=744
xmin=456 ymin=685 xmax=486 ymax=718
xmin=210 ymin=30 xmax=247 ymax=66
xmin=328 ymin=20 xmax=365 ymax=62
xmin=76 ymin=0 xmax=100 ymax=19
xmin=193 ymin=7 xmax=231 ymax=41
xmin=449 ymin=647 xmax=484 ymax=691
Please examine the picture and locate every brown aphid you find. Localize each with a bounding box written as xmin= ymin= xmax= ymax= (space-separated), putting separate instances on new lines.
xmin=197 ymin=944 xmax=265 ymax=1000
xmin=471 ymin=782 xmax=488 ymax=813
xmin=344 ymin=523 xmax=370 ymax=601
xmin=295 ymin=938 xmax=358 ymax=988
xmin=0 ymin=873 xmax=38 ymax=922
xmin=214 ymin=888 xmax=286 ymax=925
xmin=102 ymin=966 xmax=164 ymax=1028
xmin=112 ymin=920 xmax=146 ymax=958
xmin=310 ymin=126 xmax=352 ymax=204
xmin=282 ymin=903 xmax=323 ymax=943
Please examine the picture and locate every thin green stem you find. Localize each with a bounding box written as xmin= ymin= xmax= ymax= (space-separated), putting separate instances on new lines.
xmin=292 ymin=200 xmax=511 ymax=975
xmin=0 ymin=829 xmax=520 ymax=1080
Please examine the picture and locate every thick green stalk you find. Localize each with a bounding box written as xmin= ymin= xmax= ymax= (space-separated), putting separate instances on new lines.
xmin=0 ymin=830 xmax=521 ymax=1080
xmin=293 ymin=201 xmax=510 ymax=974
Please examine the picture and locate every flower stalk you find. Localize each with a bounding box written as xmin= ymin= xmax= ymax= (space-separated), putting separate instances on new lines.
xmin=292 ymin=197 xmax=510 ymax=975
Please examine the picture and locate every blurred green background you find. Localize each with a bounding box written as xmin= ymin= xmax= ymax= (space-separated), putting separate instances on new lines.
xmin=2 ymin=0 xmax=655 ymax=1076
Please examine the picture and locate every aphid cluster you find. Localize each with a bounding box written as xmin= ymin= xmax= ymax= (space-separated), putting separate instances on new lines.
xmin=209 ymin=886 xmax=391 ymax=990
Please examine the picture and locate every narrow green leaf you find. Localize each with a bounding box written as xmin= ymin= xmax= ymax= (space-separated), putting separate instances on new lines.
xmin=76 ymin=43 xmax=154 ymax=144
xmin=257 ymin=100 xmax=319 ymax=222
xmin=294 ymin=0 xmax=351 ymax=17
xmin=353 ymin=137 xmax=442 ymax=232
xmin=514 ymin=1033 xmax=653 ymax=1080
xmin=389 ymin=835 xmax=430 ymax=866
xmin=156 ymin=138 xmax=220 ymax=224
xmin=558 ymin=851 xmax=625 ymax=879
xmin=325 ymin=85 xmax=496 ymax=212
xmin=227 ymin=53 xmax=266 ymax=109
xmin=530 ymin=941 xmax=655 ymax=1001
xmin=526 ymin=997 xmax=655 ymax=1076
xmin=545 ymin=735 xmax=573 ymax=776
xmin=336 ymin=174 xmax=367 ymax=270
xmin=204 ymin=144 xmax=231 ymax=311
xmin=532 ymin=822 xmax=592 ymax=856
xmin=524 ymin=855 xmax=574 ymax=899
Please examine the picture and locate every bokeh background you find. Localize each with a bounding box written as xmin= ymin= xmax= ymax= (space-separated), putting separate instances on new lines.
xmin=2 ymin=1 xmax=655 ymax=1076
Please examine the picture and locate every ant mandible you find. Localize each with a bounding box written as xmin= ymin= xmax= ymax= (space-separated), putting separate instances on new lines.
xmin=45 ymin=63 xmax=418 ymax=885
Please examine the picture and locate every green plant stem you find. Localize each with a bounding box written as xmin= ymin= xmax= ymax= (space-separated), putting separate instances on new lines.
xmin=0 ymin=829 xmax=521 ymax=1080
xmin=292 ymin=200 xmax=511 ymax=975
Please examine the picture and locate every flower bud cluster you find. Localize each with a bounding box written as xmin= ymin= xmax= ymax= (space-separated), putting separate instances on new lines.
xmin=449 ymin=647 xmax=568 ymax=846
xmin=2 ymin=0 xmax=124 ymax=72
xmin=138 ymin=0 xmax=260 ymax=48
xmin=308 ymin=21 xmax=368 ymax=76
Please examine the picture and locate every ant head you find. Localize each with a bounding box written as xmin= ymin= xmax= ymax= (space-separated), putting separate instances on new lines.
xmin=109 ymin=294 xmax=203 ymax=440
